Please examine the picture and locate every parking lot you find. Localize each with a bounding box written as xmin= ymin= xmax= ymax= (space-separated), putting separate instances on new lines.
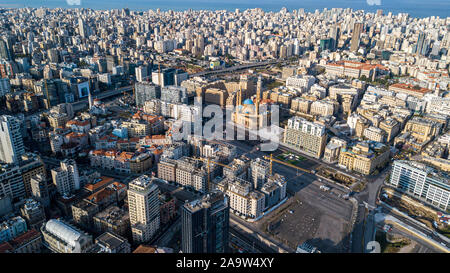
xmin=259 ymin=180 xmax=354 ymax=253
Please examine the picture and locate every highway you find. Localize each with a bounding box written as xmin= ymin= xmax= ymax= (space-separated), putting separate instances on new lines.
xmin=387 ymin=224 xmax=440 ymax=253
xmin=191 ymin=60 xmax=279 ymax=77
xmin=379 ymin=204 xmax=450 ymax=250
xmin=71 ymin=85 xmax=133 ymax=111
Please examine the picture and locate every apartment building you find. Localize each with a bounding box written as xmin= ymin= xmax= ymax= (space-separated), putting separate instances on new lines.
xmin=249 ymin=158 xmax=271 ymax=190
xmin=157 ymin=158 xmax=177 ymax=182
xmin=283 ymin=116 xmax=327 ymax=159
xmin=20 ymin=199 xmax=46 ymax=230
xmin=127 ymin=175 xmax=160 ymax=243
xmin=218 ymin=177 xmax=265 ymax=219
xmin=51 ymin=159 xmax=80 ymax=197
xmin=89 ymin=231 xmax=131 ymax=253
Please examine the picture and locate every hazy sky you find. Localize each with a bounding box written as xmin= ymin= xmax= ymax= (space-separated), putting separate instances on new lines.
xmin=1 ymin=0 xmax=449 ymax=18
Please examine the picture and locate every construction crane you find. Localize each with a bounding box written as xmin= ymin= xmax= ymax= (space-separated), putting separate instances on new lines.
xmin=193 ymin=157 xmax=233 ymax=192
xmin=263 ymin=154 xmax=312 ymax=176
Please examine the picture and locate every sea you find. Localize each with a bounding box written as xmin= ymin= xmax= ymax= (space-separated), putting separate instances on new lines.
xmin=0 ymin=0 xmax=449 ymax=19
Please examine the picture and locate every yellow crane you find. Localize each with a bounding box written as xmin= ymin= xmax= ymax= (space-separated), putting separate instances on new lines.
xmin=194 ymin=157 xmax=234 ymax=192
xmin=263 ymin=154 xmax=312 ymax=176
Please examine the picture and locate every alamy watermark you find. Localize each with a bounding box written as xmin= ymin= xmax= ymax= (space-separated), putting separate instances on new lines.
xmin=169 ymin=98 xmax=281 ymax=152
xmin=66 ymin=0 xmax=81 ymax=6
xmin=366 ymin=0 xmax=381 ymax=6
xmin=366 ymin=241 xmax=381 ymax=253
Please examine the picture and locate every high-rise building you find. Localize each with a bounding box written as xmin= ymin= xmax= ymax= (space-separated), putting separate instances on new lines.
xmin=0 ymin=115 xmax=25 ymax=165
xmin=51 ymin=159 xmax=80 ymax=197
xmin=19 ymin=153 xmax=46 ymax=198
xmin=160 ymin=86 xmax=188 ymax=104
xmin=136 ymin=66 xmax=149 ymax=82
xmin=30 ymin=174 xmax=50 ymax=208
xmin=0 ymin=78 xmax=11 ymax=97
xmin=249 ymin=158 xmax=271 ymax=190
xmin=181 ymin=190 xmax=229 ymax=253
xmin=0 ymin=39 xmax=12 ymax=61
xmin=0 ymin=163 xmax=25 ymax=201
xmin=106 ymin=55 xmax=118 ymax=73
xmin=350 ymin=22 xmax=364 ymax=52
xmin=127 ymin=175 xmax=160 ymax=243
xmin=78 ymin=18 xmax=87 ymax=38
xmin=135 ymin=82 xmax=161 ymax=107
xmin=413 ymin=32 xmax=426 ymax=55
xmin=151 ymin=68 xmax=188 ymax=87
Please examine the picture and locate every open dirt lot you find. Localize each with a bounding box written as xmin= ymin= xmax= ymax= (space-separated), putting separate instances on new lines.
xmin=260 ymin=181 xmax=354 ymax=252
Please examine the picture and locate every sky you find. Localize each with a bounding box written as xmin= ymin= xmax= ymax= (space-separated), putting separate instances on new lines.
xmin=0 ymin=0 xmax=449 ymax=18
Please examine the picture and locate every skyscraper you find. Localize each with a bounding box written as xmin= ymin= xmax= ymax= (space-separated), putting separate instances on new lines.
xmin=329 ymin=25 xmax=340 ymax=50
xmin=127 ymin=175 xmax=160 ymax=243
xmin=181 ymin=190 xmax=229 ymax=253
xmin=78 ymin=18 xmax=87 ymax=38
xmin=350 ymin=22 xmax=364 ymax=52
xmin=414 ymin=32 xmax=426 ymax=55
xmin=0 ymin=40 xmax=11 ymax=61
xmin=0 ymin=115 xmax=25 ymax=165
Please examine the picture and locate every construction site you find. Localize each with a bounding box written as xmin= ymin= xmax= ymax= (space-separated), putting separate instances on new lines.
xmin=255 ymin=177 xmax=354 ymax=253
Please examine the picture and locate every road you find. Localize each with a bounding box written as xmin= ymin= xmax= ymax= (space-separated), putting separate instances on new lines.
xmin=229 ymin=226 xmax=276 ymax=253
xmin=386 ymin=224 xmax=440 ymax=253
xmin=191 ymin=60 xmax=279 ymax=77
xmin=379 ymin=204 xmax=450 ymax=250
xmin=352 ymin=166 xmax=391 ymax=253
xmin=71 ymin=85 xmax=133 ymax=111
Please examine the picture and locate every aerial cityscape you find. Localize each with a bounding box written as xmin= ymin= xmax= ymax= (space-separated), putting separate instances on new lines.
xmin=0 ymin=1 xmax=449 ymax=260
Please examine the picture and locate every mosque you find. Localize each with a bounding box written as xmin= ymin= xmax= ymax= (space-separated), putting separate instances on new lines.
xmin=232 ymin=75 xmax=272 ymax=131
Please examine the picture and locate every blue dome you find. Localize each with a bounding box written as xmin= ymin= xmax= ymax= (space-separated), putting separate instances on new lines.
xmin=243 ymin=98 xmax=254 ymax=105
